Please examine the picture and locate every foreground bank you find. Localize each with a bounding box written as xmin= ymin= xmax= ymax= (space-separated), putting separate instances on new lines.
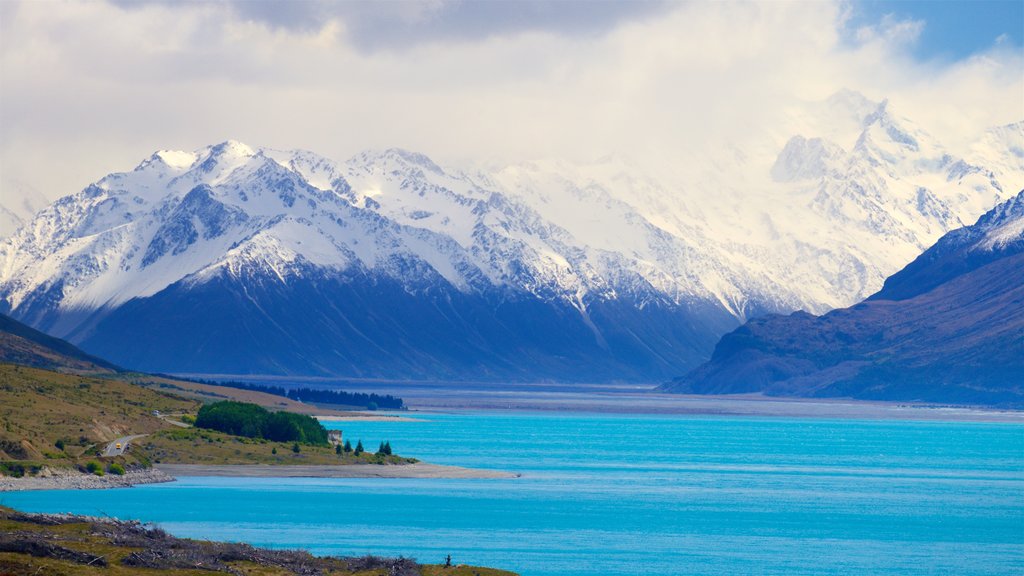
xmin=0 ymin=505 xmax=517 ymax=576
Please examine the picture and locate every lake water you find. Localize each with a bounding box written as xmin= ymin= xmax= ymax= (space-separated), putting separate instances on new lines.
xmin=4 ymin=411 xmax=1023 ymax=575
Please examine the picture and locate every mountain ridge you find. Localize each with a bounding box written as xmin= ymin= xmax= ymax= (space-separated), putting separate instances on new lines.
xmin=662 ymin=190 xmax=1024 ymax=406
xmin=1 ymin=92 xmax=1021 ymax=381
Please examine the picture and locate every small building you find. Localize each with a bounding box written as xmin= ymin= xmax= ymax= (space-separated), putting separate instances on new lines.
xmin=327 ymin=430 xmax=343 ymax=446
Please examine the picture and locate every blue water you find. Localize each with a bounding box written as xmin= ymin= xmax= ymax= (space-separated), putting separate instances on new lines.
xmin=3 ymin=411 xmax=1023 ymax=575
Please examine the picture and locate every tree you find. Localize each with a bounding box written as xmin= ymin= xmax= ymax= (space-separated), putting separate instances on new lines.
xmin=343 ymin=439 xmax=352 ymax=453
xmin=335 ymin=443 xmax=342 ymax=455
xmin=354 ymin=440 xmax=364 ymax=455
xmin=383 ymin=441 xmax=392 ymax=456
xmin=272 ymin=447 xmax=277 ymax=455
xmin=376 ymin=442 xmax=386 ymax=456
xmin=194 ymin=401 xmax=328 ymax=444
xmin=292 ymin=442 xmax=301 ymax=454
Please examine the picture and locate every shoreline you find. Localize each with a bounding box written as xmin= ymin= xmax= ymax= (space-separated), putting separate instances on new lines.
xmin=316 ymin=414 xmax=421 ymax=422
xmin=0 ymin=467 xmax=175 ymax=492
xmin=0 ymin=462 xmax=518 ymax=491
xmin=154 ymin=462 xmax=519 ymax=479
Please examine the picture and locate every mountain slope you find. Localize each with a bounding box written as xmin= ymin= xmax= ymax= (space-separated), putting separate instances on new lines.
xmin=0 ymin=92 xmax=1020 ymax=381
xmin=662 ymin=191 xmax=1024 ymax=406
xmin=0 ymin=312 xmax=118 ymax=373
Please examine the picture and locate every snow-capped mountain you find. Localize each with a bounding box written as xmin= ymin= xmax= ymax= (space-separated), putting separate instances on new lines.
xmin=662 ymin=190 xmax=1024 ymax=406
xmin=0 ymin=181 xmax=48 ymax=239
xmin=0 ymin=92 xmax=1020 ymax=380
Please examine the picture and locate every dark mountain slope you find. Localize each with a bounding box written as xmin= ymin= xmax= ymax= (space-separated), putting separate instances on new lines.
xmin=71 ymin=266 xmax=734 ymax=381
xmin=0 ymin=312 xmax=118 ymax=373
xmin=662 ymin=191 xmax=1024 ymax=407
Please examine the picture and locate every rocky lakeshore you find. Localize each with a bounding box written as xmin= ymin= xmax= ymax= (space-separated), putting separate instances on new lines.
xmin=0 ymin=506 xmax=517 ymax=575
xmin=0 ymin=467 xmax=174 ymax=492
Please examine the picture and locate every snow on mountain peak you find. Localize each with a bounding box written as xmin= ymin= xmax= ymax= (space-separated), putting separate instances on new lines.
xmin=0 ymin=94 xmax=1021 ymax=341
xmin=153 ymin=149 xmax=199 ymax=170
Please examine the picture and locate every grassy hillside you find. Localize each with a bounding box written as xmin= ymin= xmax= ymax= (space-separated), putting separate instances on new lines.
xmin=0 ymin=506 xmax=517 ymax=576
xmin=0 ymin=364 xmax=197 ymax=470
xmin=142 ymin=427 xmax=413 ymax=466
xmin=0 ymin=364 xmax=411 ymax=473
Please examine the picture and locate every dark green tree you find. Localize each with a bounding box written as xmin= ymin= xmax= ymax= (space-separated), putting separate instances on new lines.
xmin=292 ymin=442 xmax=301 ymax=453
xmin=335 ymin=443 xmax=342 ymax=455
xmin=354 ymin=440 xmax=364 ymax=455
xmin=343 ymin=439 xmax=352 ymax=453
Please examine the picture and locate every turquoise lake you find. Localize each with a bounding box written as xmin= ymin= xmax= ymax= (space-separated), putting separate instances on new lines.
xmin=4 ymin=411 xmax=1023 ymax=575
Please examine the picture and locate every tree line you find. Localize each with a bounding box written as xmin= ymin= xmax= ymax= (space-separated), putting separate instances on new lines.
xmin=163 ymin=376 xmax=404 ymax=410
xmin=194 ymin=401 xmax=328 ymax=445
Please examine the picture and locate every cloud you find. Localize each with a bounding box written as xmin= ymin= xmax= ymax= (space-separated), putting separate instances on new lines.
xmin=110 ymin=0 xmax=673 ymax=52
xmin=0 ymin=0 xmax=1021 ymax=200
xmin=854 ymin=14 xmax=925 ymax=46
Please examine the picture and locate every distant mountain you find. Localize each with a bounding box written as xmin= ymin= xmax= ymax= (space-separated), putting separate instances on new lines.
xmin=0 ymin=180 xmax=47 ymax=239
xmin=0 ymin=92 xmax=1020 ymax=381
xmin=0 ymin=312 xmax=118 ymax=373
xmin=662 ymin=191 xmax=1024 ymax=406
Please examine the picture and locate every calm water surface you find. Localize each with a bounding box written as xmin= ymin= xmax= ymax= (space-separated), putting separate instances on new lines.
xmin=4 ymin=411 xmax=1023 ymax=575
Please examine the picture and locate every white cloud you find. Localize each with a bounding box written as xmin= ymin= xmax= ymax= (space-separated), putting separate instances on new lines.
xmin=0 ymin=0 xmax=1021 ymax=201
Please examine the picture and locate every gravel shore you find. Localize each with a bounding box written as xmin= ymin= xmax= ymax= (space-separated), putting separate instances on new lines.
xmin=0 ymin=462 xmax=517 ymax=491
xmin=0 ymin=467 xmax=174 ymax=492
xmin=155 ymin=462 xmax=519 ymax=479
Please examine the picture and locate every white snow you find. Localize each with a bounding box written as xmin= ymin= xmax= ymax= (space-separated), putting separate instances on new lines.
xmin=0 ymin=91 xmax=1021 ymax=338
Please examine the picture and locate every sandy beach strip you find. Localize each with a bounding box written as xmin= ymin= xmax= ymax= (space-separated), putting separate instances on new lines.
xmin=155 ymin=462 xmax=519 ymax=479
xmin=316 ymin=414 xmax=420 ymax=422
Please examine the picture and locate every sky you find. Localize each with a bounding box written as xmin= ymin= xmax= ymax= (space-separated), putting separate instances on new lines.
xmin=0 ymin=0 xmax=1022 ymax=204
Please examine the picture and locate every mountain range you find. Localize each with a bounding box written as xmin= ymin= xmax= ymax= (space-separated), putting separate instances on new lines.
xmin=0 ymin=91 xmax=1021 ymax=381
xmin=662 ymin=191 xmax=1024 ymax=406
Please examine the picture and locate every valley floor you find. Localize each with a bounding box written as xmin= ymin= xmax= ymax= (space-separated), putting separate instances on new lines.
xmin=183 ymin=376 xmax=1024 ymax=422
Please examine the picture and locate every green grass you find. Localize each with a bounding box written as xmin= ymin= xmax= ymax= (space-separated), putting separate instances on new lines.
xmin=0 ymin=363 xmax=198 ymax=471
xmin=0 ymin=363 xmax=415 ymax=473
xmin=140 ymin=427 xmax=415 ymax=466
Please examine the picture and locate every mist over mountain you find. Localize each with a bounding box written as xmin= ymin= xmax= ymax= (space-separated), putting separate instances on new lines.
xmin=663 ymin=191 xmax=1024 ymax=406
xmin=1 ymin=92 xmax=1020 ymax=381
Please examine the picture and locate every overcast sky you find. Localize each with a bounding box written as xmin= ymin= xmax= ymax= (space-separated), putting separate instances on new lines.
xmin=1 ymin=0 xmax=1021 ymax=201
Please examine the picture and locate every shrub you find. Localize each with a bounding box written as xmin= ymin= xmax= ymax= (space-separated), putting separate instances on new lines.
xmin=108 ymin=463 xmax=126 ymax=475
xmin=54 ymin=439 xmax=65 ymax=451
xmin=291 ymin=442 xmax=301 ymax=454
xmin=85 ymin=461 xmax=104 ymax=476
xmin=0 ymin=462 xmax=26 ymax=478
xmin=180 ymin=414 xmax=196 ymax=424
